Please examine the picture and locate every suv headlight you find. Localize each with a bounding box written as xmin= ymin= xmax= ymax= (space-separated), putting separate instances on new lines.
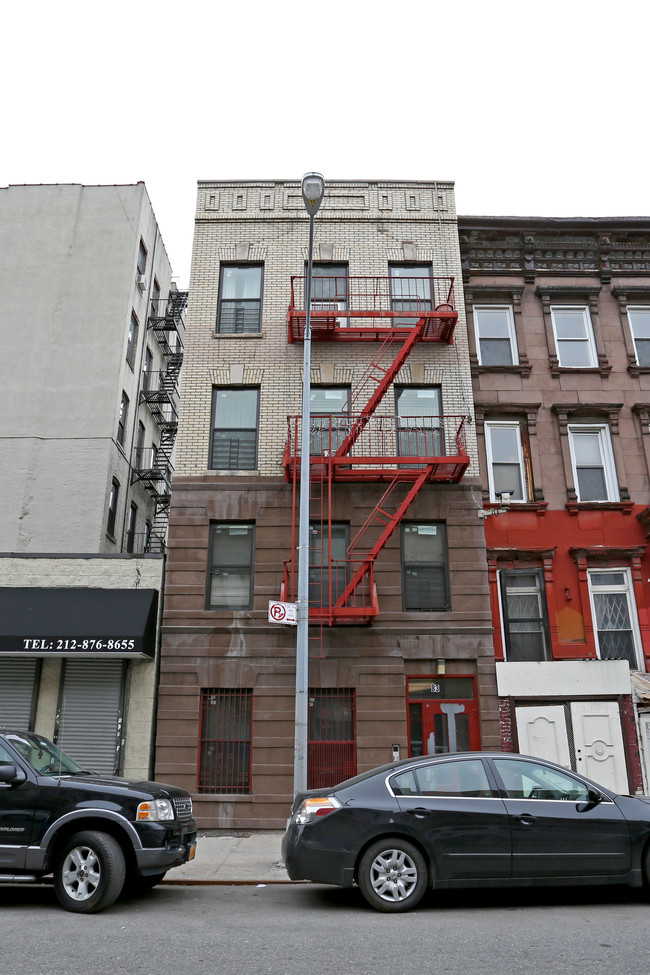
xmin=137 ymin=798 xmax=175 ymax=822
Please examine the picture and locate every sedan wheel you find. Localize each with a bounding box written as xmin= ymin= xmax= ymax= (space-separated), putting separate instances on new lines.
xmin=358 ymin=839 xmax=428 ymax=912
xmin=54 ymin=830 xmax=126 ymax=913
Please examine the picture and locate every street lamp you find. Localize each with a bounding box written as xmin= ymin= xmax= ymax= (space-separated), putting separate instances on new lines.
xmin=294 ymin=172 xmax=325 ymax=796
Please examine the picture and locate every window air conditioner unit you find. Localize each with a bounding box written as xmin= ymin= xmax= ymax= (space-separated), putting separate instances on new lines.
xmin=136 ymin=273 xmax=147 ymax=292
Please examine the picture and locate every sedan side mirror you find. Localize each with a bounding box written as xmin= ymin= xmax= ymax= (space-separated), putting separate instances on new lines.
xmin=578 ymin=789 xmax=602 ymax=812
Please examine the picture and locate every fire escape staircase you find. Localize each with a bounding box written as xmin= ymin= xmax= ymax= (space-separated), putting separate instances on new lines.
xmin=282 ymin=275 xmax=470 ymax=625
xmin=131 ymin=291 xmax=187 ymax=552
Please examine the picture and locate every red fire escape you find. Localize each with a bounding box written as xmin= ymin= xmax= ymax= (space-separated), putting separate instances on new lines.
xmin=281 ymin=274 xmax=470 ymax=625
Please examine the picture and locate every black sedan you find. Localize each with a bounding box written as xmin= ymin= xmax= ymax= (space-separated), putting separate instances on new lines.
xmin=282 ymin=752 xmax=650 ymax=912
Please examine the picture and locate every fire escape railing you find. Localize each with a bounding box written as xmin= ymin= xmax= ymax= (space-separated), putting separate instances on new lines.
xmin=131 ymin=291 xmax=186 ymax=553
xmin=282 ymin=275 xmax=468 ymax=624
xmin=287 ymin=275 xmax=457 ymax=343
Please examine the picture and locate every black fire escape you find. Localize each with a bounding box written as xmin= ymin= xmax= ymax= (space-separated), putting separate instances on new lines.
xmin=131 ymin=289 xmax=187 ymax=553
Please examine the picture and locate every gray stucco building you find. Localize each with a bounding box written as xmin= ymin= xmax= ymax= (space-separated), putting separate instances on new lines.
xmin=0 ymin=183 xmax=185 ymax=777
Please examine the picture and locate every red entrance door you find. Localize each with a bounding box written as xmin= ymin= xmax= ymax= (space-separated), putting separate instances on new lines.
xmin=407 ymin=676 xmax=480 ymax=756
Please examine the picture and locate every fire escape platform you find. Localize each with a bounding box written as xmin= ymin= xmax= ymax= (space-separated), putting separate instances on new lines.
xmin=287 ymin=274 xmax=458 ymax=344
xmin=288 ymin=310 xmax=457 ymax=344
xmin=283 ymin=455 xmax=470 ymax=484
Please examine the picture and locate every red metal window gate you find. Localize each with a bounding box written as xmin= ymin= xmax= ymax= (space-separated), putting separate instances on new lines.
xmin=308 ymin=689 xmax=356 ymax=789
xmin=198 ymin=688 xmax=252 ymax=794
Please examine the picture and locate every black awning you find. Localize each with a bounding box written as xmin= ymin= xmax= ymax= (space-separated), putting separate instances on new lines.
xmin=0 ymin=588 xmax=158 ymax=657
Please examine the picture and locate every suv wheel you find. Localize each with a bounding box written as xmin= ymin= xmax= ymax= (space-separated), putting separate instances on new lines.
xmin=358 ymin=839 xmax=428 ymax=912
xmin=54 ymin=830 xmax=126 ymax=913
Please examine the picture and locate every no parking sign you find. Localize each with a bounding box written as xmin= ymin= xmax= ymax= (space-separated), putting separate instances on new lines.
xmin=268 ymin=600 xmax=298 ymax=625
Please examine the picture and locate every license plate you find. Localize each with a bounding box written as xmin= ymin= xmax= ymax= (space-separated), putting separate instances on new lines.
xmin=188 ymin=844 xmax=196 ymax=861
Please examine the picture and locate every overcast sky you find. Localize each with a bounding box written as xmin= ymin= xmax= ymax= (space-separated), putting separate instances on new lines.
xmin=3 ymin=0 xmax=647 ymax=288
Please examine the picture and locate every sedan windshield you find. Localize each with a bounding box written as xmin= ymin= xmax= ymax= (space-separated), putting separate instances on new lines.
xmin=6 ymin=732 xmax=86 ymax=776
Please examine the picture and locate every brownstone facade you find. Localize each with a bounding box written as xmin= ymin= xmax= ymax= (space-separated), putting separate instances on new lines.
xmin=460 ymin=215 xmax=650 ymax=794
xmin=155 ymin=181 xmax=500 ymax=829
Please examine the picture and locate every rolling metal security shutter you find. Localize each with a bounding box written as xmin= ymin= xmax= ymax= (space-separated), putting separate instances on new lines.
xmin=56 ymin=660 xmax=126 ymax=775
xmin=0 ymin=659 xmax=39 ymax=727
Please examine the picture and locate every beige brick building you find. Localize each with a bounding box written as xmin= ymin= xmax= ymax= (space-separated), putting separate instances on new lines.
xmin=156 ymin=180 xmax=498 ymax=829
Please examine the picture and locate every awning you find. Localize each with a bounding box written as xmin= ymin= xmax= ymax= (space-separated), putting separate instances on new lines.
xmin=0 ymin=588 xmax=158 ymax=658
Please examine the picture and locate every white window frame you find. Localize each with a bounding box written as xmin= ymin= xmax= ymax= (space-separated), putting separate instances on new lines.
xmin=551 ymin=305 xmax=597 ymax=368
xmin=587 ymin=567 xmax=643 ymax=670
xmin=474 ymin=305 xmax=518 ymax=366
xmin=568 ymin=424 xmax=619 ymax=502
xmin=627 ymin=305 xmax=650 ymax=367
xmin=485 ymin=421 xmax=527 ymax=502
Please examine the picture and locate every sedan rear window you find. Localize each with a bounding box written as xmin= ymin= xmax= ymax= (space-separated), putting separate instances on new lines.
xmin=391 ymin=759 xmax=495 ymax=798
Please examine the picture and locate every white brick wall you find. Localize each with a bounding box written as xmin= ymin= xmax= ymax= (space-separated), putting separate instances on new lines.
xmin=177 ymin=180 xmax=477 ymax=477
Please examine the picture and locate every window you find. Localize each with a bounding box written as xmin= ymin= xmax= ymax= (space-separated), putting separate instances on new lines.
xmin=106 ymin=478 xmax=120 ymax=538
xmin=401 ymin=523 xmax=449 ymax=612
xmin=391 ymin=758 xmax=494 ymax=798
xmin=390 ymin=264 xmax=433 ymax=325
xmin=208 ymin=523 xmax=254 ymax=609
xmin=588 ymin=569 xmax=642 ymax=669
xmin=493 ymin=758 xmax=589 ymax=801
xmin=308 ymin=689 xmax=356 ymax=789
xmin=310 ymin=264 xmax=348 ymax=327
xmin=126 ymin=312 xmax=139 ymax=368
xmin=198 ymin=688 xmax=252 ymax=794
xmin=628 ymin=306 xmax=650 ymax=366
xmin=310 ymin=386 xmax=349 ymax=454
xmin=309 ymin=523 xmax=349 ymax=607
xmin=210 ymin=388 xmax=259 ymax=470
xmin=396 ymin=387 xmax=443 ymax=459
xmin=474 ymin=305 xmax=518 ymax=366
xmin=485 ymin=421 xmax=526 ymax=501
xmin=568 ymin=425 xmax=618 ymax=502
xmin=217 ymin=265 xmax=263 ymax=333
xmin=142 ymin=347 xmax=153 ymax=391
xmin=143 ymin=520 xmax=152 ymax=553
xmin=117 ymin=392 xmax=129 ymax=448
xmin=551 ymin=306 xmax=597 ymax=368
xmin=150 ymin=277 xmax=160 ymax=318
xmin=135 ymin=421 xmax=146 ymax=468
xmin=137 ymin=238 xmax=147 ymax=275
xmin=499 ymin=570 xmax=550 ymax=661
xmin=125 ymin=502 xmax=137 ymax=554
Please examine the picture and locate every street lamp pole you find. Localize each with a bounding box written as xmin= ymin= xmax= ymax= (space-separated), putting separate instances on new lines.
xmin=294 ymin=172 xmax=325 ymax=796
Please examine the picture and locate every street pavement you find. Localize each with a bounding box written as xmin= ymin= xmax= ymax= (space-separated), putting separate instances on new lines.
xmin=166 ymin=831 xmax=291 ymax=884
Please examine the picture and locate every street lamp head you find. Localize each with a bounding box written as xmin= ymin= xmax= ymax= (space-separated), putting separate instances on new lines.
xmin=301 ymin=172 xmax=325 ymax=216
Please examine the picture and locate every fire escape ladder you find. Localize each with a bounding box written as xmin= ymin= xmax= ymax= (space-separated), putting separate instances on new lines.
xmin=334 ymin=465 xmax=434 ymax=608
xmin=335 ymin=318 xmax=426 ymax=458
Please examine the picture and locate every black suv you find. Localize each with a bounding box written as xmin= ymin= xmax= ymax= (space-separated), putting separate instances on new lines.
xmin=0 ymin=729 xmax=197 ymax=913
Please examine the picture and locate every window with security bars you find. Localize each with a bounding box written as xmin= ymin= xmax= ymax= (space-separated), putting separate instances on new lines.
xmin=308 ymin=689 xmax=356 ymax=789
xmin=588 ymin=569 xmax=642 ymax=669
xmin=198 ymin=688 xmax=252 ymax=794
xmin=217 ymin=265 xmax=263 ymax=333
xmin=210 ymin=388 xmax=259 ymax=470
xmin=401 ymin=523 xmax=449 ymax=612
xmin=499 ymin=569 xmax=550 ymax=661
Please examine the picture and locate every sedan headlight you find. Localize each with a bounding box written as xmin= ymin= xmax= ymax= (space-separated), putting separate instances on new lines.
xmin=137 ymin=798 xmax=175 ymax=822
xmin=292 ymin=795 xmax=342 ymax=824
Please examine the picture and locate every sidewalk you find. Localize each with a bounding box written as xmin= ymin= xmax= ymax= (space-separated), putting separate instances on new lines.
xmin=165 ymin=832 xmax=292 ymax=885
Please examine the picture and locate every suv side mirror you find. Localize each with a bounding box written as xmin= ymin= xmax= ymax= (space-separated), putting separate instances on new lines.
xmin=0 ymin=764 xmax=26 ymax=785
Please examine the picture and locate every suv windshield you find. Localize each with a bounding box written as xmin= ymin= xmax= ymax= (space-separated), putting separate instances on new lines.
xmin=5 ymin=732 xmax=86 ymax=776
